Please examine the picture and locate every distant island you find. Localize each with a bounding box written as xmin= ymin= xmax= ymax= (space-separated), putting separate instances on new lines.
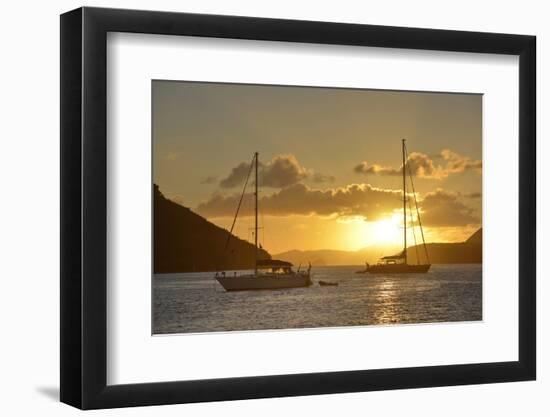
xmin=154 ymin=185 xmax=270 ymax=273
xmin=275 ymin=229 xmax=482 ymax=266
xmin=154 ymin=186 xmax=481 ymax=273
xmin=273 ymin=245 xmax=401 ymax=267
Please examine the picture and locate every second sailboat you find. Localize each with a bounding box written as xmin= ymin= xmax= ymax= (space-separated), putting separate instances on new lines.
xmin=359 ymin=139 xmax=431 ymax=274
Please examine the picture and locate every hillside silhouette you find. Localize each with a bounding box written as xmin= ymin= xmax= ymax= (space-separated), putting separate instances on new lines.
xmin=406 ymin=228 xmax=482 ymax=264
xmin=154 ymin=185 xmax=270 ymax=273
xmin=275 ymin=229 xmax=482 ymax=266
xmin=274 ymin=243 xmax=401 ymax=267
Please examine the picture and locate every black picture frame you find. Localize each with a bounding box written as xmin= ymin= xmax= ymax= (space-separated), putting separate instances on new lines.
xmin=60 ymin=6 xmax=536 ymax=410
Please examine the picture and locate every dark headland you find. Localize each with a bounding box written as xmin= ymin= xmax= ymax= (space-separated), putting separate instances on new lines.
xmin=406 ymin=228 xmax=482 ymax=264
xmin=154 ymin=185 xmax=270 ymax=273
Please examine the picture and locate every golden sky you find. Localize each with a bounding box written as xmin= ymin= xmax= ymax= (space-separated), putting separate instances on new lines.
xmin=153 ymin=81 xmax=482 ymax=254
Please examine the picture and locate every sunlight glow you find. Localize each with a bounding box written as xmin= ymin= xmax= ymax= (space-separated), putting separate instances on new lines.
xmin=372 ymin=215 xmax=402 ymax=245
xmin=343 ymin=214 xmax=403 ymax=250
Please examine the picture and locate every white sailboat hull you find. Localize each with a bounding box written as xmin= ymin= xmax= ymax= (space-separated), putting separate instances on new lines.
xmin=216 ymin=273 xmax=312 ymax=291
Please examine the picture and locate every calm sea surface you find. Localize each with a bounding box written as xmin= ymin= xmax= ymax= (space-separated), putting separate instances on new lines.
xmin=153 ymin=264 xmax=482 ymax=334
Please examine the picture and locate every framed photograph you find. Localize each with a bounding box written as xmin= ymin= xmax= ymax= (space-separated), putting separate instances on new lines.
xmin=60 ymin=7 xmax=536 ymax=409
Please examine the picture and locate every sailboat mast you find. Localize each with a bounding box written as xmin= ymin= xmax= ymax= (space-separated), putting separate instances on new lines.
xmin=254 ymin=152 xmax=259 ymax=276
xmin=402 ymin=139 xmax=407 ymax=264
xmin=403 ymin=141 xmax=430 ymax=265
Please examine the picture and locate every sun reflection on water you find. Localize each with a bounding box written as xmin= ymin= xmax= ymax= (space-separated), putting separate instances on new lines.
xmin=371 ymin=279 xmax=402 ymax=324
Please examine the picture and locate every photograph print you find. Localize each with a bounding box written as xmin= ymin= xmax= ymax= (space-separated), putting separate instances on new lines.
xmin=153 ymin=81 xmax=482 ymax=335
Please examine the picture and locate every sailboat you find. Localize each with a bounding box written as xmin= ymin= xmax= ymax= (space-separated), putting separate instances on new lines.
xmin=359 ymin=139 xmax=431 ymax=274
xmin=215 ymin=152 xmax=313 ymax=291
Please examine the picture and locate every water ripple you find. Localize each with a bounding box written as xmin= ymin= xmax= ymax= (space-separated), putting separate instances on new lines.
xmin=153 ymin=264 xmax=482 ymax=334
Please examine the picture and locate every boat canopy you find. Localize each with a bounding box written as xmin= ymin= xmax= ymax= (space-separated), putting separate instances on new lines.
xmin=256 ymin=259 xmax=293 ymax=268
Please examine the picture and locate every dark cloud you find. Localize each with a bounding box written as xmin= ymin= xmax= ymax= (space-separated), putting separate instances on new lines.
xmin=219 ymin=162 xmax=251 ymax=188
xmin=354 ymin=149 xmax=482 ymax=180
xmin=200 ymin=175 xmax=218 ymax=185
xmin=463 ymin=191 xmax=482 ymax=198
xmin=261 ymin=154 xmax=310 ymax=188
xmin=199 ymin=177 xmax=480 ymax=229
xmin=419 ymin=188 xmax=480 ymax=227
xmin=354 ymin=161 xmax=399 ymax=176
xmin=219 ymin=154 xmax=314 ymax=189
xmin=354 ymin=152 xmax=442 ymax=178
xmin=197 ymin=183 xmax=402 ymax=220
xmin=311 ymin=172 xmax=336 ymax=183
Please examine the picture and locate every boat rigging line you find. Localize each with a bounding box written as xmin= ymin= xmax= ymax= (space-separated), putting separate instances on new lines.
xmin=404 ymin=141 xmax=430 ymax=264
xmin=223 ymin=152 xmax=256 ymax=254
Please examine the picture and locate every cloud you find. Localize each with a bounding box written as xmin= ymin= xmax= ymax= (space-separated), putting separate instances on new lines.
xmin=311 ymin=172 xmax=336 ymax=183
xmin=200 ymin=175 xmax=218 ymax=185
xmin=197 ymin=183 xmax=402 ymax=220
xmin=198 ymin=177 xmax=480 ymax=229
xmin=462 ymin=191 xmax=482 ymax=198
xmin=219 ymin=154 xmax=331 ymax=188
xmin=353 ymin=162 xmax=399 ymax=176
xmin=354 ymin=152 xmax=443 ymax=179
xmin=439 ymin=149 xmax=482 ymax=174
xmin=354 ymin=149 xmax=482 ymax=180
xmin=407 ymin=152 xmax=445 ymax=178
xmin=219 ymin=162 xmax=252 ymax=188
xmin=419 ymin=188 xmax=480 ymax=227
xmin=261 ymin=154 xmax=310 ymax=188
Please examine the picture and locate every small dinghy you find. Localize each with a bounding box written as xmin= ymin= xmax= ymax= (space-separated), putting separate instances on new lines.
xmin=319 ymin=280 xmax=338 ymax=286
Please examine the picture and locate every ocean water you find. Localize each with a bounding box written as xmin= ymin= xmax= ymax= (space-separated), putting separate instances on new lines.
xmin=153 ymin=264 xmax=482 ymax=334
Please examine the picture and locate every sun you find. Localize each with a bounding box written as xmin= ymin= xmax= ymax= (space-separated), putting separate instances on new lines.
xmin=342 ymin=214 xmax=402 ymax=250
xmin=372 ymin=215 xmax=401 ymax=244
